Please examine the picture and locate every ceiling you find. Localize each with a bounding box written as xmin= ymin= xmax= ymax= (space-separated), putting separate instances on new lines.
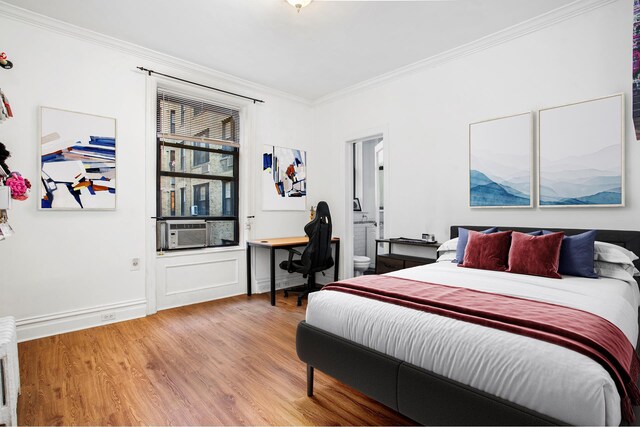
xmin=5 ymin=0 xmax=575 ymax=100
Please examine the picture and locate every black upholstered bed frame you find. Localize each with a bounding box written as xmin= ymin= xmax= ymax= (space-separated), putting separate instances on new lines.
xmin=296 ymin=226 xmax=640 ymax=426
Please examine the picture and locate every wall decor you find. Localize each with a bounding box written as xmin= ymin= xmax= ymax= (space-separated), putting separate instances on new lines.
xmin=634 ymin=0 xmax=640 ymax=139
xmin=353 ymin=198 xmax=362 ymax=211
xmin=539 ymin=94 xmax=624 ymax=207
xmin=262 ymin=145 xmax=306 ymax=210
xmin=469 ymin=112 xmax=533 ymax=208
xmin=40 ymin=107 xmax=116 ymax=210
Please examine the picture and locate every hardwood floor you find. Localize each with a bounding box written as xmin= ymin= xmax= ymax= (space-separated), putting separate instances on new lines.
xmin=17 ymin=292 xmax=414 ymax=426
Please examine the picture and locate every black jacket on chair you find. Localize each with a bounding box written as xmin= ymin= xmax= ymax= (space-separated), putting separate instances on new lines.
xmin=279 ymin=201 xmax=334 ymax=305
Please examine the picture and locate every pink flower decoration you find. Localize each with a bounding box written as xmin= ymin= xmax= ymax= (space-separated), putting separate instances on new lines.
xmin=5 ymin=172 xmax=30 ymax=201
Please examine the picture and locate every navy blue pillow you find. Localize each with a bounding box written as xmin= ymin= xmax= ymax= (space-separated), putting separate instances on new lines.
xmin=527 ymin=230 xmax=543 ymax=236
xmin=454 ymin=227 xmax=498 ymax=263
xmin=542 ymin=230 xmax=597 ymax=278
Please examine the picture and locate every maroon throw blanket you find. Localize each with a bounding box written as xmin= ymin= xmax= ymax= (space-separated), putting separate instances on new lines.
xmin=323 ymin=275 xmax=640 ymax=422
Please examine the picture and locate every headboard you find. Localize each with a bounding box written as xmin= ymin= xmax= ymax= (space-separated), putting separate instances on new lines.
xmin=450 ymin=226 xmax=640 ymax=285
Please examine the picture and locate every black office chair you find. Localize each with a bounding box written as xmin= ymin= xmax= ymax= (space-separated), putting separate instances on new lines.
xmin=279 ymin=201 xmax=334 ymax=306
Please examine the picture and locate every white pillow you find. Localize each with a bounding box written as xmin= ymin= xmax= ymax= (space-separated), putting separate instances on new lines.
xmin=593 ymin=261 xmax=640 ymax=277
xmin=437 ymin=238 xmax=458 ymax=253
xmin=437 ymin=250 xmax=456 ymax=263
xmin=594 ymin=241 xmax=639 ymax=265
xmin=594 ymin=261 xmax=638 ymax=284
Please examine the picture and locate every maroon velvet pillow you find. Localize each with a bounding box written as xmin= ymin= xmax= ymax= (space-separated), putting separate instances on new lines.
xmin=460 ymin=230 xmax=512 ymax=272
xmin=507 ymin=231 xmax=564 ymax=279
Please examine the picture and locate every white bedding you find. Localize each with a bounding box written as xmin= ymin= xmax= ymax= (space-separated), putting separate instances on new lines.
xmin=306 ymin=262 xmax=640 ymax=426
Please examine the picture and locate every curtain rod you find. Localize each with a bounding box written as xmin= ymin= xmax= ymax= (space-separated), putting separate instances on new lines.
xmin=137 ymin=66 xmax=265 ymax=104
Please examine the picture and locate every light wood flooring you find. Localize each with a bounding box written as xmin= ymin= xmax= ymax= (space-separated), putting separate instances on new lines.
xmin=17 ymin=292 xmax=414 ymax=426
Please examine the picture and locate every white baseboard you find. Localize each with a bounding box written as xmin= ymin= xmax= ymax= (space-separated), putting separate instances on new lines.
xmin=254 ymin=276 xmax=306 ymax=294
xmin=16 ymin=299 xmax=147 ymax=342
xmin=157 ymin=290 xmax=245 ymax=311
xmin=254 ymin=272 xmax=334 ymax=294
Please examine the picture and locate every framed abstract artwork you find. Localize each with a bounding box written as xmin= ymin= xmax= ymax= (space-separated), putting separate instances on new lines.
xmin=262 ymin=145 xmax=307 ymax=211
xmin=469 ymin=112 xmax=533 ymax=208
xmin=539 ymin=94 xmax=624 ymax=208
xmin=40 ymin=107 xmax=117 ymax=210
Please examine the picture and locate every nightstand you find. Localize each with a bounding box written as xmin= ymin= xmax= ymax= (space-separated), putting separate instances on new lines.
xmin=375 ymin=238 xmax=439 ymax=274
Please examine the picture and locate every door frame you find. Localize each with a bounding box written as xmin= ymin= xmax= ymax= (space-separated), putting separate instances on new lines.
xmin=343 ymin=125 xmax=390 ymax=280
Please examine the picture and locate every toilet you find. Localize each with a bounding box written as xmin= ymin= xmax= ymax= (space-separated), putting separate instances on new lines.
xmin=353 ymin=255 xmax=371 ymax=276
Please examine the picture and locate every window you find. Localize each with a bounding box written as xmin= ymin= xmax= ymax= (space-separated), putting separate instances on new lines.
xmin=169 ymin=149 xmax=176 ymax=172
xmin=180 ymin=187 xmax=186 ymax=216
xmin=222 ymin=117 xmax=235 ymax=141
xmin=192 ymin=129 xmax=210 ymax=167
xmin=222 ymin=181 xmax=233 ymax=216
xmin=157 ymin=89 xmax=240 ymax=248
xmin=170 ymin=190 xmax=176 ymax=216
xmin=220 ymin=155 xmax=233 ymax=173
xmin=193 ymin=183 xmax=210 ymax=216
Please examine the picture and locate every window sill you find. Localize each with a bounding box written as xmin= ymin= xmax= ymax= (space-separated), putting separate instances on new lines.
xmin=157 ymin=245 xmax=245 ymax=258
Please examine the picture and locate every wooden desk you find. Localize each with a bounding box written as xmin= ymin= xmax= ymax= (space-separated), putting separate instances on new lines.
xmin=246 ymin=236 xmax=340 ymax=306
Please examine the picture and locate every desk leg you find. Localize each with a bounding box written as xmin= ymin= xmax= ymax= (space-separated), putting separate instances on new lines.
xmin=270 ymin=247 xmax=276 ymax=306
xmin=334 ymin=240 xmax=340 ymax=282
xmin=375 ymin=240 xmax=379 ymax=274
xmin=246 ymin=243 xmax=252 ymax=296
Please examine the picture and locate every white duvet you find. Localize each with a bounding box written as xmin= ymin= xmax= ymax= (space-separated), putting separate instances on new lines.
xmin=306 ymin=262 xmax=640 ymax=426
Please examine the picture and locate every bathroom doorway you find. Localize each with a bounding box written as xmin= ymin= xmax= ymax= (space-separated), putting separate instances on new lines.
xmin=349 ymin=135 xmax=384 ymax=276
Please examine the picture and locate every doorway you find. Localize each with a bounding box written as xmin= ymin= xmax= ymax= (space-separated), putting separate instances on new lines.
xmin=346 ymin=134 xmax=386 ymax=278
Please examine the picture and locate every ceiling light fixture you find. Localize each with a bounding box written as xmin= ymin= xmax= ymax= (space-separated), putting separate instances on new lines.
xmin=287 ymin=0 xmax=312 ymax=13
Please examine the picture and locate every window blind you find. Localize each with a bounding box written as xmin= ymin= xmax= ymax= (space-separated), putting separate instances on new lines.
xmin=157 ymin=89 xmax=241 ymax=148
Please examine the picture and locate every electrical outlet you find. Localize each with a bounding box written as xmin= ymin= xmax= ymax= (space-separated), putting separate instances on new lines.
xmin=130 ymin=258 xmax=140 ymax=271
xmin=101 ymin=312 xmax=116 ymax=322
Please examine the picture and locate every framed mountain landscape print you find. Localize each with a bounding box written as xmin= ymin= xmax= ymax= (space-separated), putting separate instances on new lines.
xmin=469 ymin=112 xmax=533 ymax=208
xmin=539 ymin=94 xmax=624 ymax=208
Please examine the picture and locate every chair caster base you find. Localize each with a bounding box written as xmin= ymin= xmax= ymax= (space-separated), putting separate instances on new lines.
xmin=283 ymin=282 xmax=323 ymax=306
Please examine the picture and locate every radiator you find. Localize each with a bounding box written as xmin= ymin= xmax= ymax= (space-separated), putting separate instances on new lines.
xmin=0 ymin=317 xmax=18 ymax=427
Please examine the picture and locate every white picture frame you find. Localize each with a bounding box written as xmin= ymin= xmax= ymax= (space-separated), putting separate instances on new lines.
xmin=538 ymin=94 xmax=624 ymax=208
xmin=39 ymin=107 xmax=117 ymax=210
xmin=261 ymin=145 xmax=307 ymax=211
xmin=468 ymin=112 xmax=533 ymax=208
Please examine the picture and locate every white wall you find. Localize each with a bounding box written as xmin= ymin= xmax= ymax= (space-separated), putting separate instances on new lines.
xmin=312 ymin=0 xmax=637 ymax=279
xmin=0 ymin=10 xmax=313 ymax=340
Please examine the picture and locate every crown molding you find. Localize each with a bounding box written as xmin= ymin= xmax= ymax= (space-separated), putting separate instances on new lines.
xmin=313 ymin=0 xmax=620 ymax=105
xmin=0 ymin=1 xmax=312 ymax=106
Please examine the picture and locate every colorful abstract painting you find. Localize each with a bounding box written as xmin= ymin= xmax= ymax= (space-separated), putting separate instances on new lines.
xmin=539 ymin=94 xmax=624 ymax=207
xmin=634 ymin=0 xmax=640 ymax=139
xmin=469 ymin=112 xmax=532 ymax=208
xmin=262 ymin=145 xmax=306 ymax=210
xmin=40 ymin=107 xmax=116 ymax=210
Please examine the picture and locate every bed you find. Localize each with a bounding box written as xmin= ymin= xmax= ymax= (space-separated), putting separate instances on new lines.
xmin=296 ymin=226 xmax=640 ymax=426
